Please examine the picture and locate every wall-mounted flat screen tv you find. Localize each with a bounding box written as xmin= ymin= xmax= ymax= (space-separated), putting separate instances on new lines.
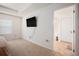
xmin=26 ymin=17 xmax=37 ymax=27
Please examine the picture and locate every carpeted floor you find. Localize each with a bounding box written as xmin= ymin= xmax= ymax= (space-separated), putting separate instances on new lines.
xmin=0 ymin=39 xmax=74 ymax=56
xmin=6 ymin=39 xmax=53 ymax=56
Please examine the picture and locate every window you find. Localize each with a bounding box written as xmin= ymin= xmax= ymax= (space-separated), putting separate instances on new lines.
xmin=0 ymin=20 xmax=12 ymax=34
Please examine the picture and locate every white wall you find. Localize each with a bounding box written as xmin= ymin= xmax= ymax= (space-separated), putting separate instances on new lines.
xmin=22 ymin=6 xmax=54 ymax=50
xmin=22 ymin=4 xmax=74 ymax=50
xmin=0 ymin=14 xmax=22 ymax=40
xmin=54 ymin=13 xmax=62 ymax=41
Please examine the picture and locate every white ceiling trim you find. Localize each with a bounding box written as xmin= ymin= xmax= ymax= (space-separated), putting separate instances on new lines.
xmin=0 ymin=5 xmax=18 ymax=12
xmin=0 ymin=11 xmax=22 ymax=18
xmin=0 ymin=3 xmax=32 ymax=13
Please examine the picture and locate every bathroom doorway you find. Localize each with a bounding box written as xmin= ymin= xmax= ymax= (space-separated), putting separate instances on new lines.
xmin=53 ymin=5 xmax=75 ymax=56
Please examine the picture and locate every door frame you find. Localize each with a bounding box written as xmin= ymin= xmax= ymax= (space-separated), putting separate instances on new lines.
xmin=53 ymin=4 xmax=76 ymax=55
xmin=74 ymin=3 xmax=79 ymax=56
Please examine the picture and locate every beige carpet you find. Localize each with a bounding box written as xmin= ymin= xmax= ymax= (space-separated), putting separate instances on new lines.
xmin=5 ymin=39 xmax=73 ymax=56
xmin=6 ymin=39 xmax=53 ymax=56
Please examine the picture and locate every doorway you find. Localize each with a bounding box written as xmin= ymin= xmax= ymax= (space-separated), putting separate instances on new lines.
xmin=53 ymin=5 xmax=75 ymax=56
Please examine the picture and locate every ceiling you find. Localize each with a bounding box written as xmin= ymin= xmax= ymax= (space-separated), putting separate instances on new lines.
xmin=0 ymin=3 xmax=73 ymax=17
xmin=0 ymin=3 xmax=52 ymax=17
xmin=0 ymin=3 xmax=32 ymax=12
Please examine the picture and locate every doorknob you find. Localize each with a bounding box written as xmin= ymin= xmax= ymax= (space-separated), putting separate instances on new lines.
xmin=70 ymin=30 xmax=75 ymax=33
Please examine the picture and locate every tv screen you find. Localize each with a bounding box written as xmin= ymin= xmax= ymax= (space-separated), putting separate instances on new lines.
xmin=26 ymin=17 xmax=37 ymax=27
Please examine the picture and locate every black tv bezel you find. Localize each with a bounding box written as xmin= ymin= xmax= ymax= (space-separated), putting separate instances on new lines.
xmin=26 ymin=16 xmax=37 ymax=27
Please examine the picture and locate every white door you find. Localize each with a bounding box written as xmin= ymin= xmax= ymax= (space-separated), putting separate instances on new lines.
xmin=61 ymin=15 xmax=73 ymax=43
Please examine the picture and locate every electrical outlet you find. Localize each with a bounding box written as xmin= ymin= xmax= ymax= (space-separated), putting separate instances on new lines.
xmin=46 ymin=40 xmax=49 ymax=42
xmin=29 ymin=36 xmax=32 ymax=38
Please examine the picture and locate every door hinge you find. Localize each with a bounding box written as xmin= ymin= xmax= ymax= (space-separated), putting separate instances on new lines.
xmin=73 ymin=30 xmax=75 ymax=33
xmin=73 ymin=10 xmax=75 ymax=13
